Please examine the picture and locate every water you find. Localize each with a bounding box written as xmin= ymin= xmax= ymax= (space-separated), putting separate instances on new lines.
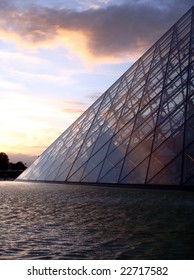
xmin=0 ymin=181 xmax=194 ymax=259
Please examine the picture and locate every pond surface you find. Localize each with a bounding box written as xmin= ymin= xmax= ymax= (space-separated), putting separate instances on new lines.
xmin=0 ymin=181 xmax=194 ymax=259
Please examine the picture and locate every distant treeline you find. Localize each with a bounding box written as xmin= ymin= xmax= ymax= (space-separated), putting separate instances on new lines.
xmin=0 ymin=152 xmax=26 ymax=179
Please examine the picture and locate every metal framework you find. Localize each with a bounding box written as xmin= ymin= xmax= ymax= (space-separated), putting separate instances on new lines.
xmin=18 ymin=7 xmax=194 ymax=186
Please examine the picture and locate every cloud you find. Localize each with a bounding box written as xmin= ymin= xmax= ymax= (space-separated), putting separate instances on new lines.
xmin=0 ymin=0 xmax=193 ymax=63
xmin=60 ymin=100 xmax=88 ymax=116
xmin=86 ymin=92 xmax=102 ymax=101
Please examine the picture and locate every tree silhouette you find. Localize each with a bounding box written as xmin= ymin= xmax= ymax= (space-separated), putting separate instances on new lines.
xmin=0 ymin=152 xmax=9 ymax=170
xmin=10 ymin=161 xmax=26 ymax=171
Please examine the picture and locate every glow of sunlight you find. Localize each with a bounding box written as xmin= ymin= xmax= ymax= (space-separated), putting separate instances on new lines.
xmin=0 ymin=91 xmax=78 ymax=156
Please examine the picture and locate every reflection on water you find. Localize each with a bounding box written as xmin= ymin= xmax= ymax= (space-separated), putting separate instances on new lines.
xmin=0 ymin=181 xmax=194 ymax=259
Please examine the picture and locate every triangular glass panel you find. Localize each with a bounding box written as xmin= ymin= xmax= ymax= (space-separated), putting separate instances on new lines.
xmin=182 ymin=142 xmax=194 ymax=184
xmin=148 ymin=155 xmax=182 ymax=185
xmin=120 ymin=158 xmax=149 ymax=185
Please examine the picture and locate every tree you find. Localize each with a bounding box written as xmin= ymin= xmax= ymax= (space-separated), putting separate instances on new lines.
xmin=15 ymin=161 xmax=26 ymax=171
xmin=0 ymin=152 xmax=9 ymax=170
xmin=9 ymin=161 xmax=26 ymax=171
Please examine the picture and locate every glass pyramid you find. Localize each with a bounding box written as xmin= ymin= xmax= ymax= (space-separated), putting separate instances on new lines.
xmin=17 ymin=7 xmax=194 ymax=187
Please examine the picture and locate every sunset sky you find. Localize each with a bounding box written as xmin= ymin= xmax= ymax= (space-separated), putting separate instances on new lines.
xmin=0 ymin=0 xmax=193 ymax=166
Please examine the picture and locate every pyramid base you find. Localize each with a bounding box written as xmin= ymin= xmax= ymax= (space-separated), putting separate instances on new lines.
xmin=15 ymin=179 xmax=194 ymax=191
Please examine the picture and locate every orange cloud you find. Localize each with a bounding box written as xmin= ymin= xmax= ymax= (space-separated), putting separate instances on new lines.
xmin=0 ymin=1 xmax=182 ymax=64
xmin=60 ymin=100 xmax=88 ymax=117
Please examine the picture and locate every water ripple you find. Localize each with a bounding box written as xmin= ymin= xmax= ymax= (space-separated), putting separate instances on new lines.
xmin=0 ymin=181 xmax=194 ymax=259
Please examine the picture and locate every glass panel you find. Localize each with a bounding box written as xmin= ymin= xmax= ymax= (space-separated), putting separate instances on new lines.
xmin=184 ymin=176 xmax=194 ymax=186
xmin=129 ymin=111 xmax=157 ymax=150
xmin=91 ymin=132 xmax=112 ymax=155
xmin=118 ymin=103 xmax=139 ymax=129
xmin=38 ymin=166 xmax=54 ymax=181
xmin=182 ymin=143 xmax=194 ymax=184
xmin=108 ymin=122 xmax=133 ymax=154
xmin=187 ymin=92 xmax=194 ymax=118
xmin=184 ymin=115 xmax=194 ymax=147
xmin=46 ymin=169 xmax=59 ymax=181
xmin=120 ymin=133 xmax=153 ymax=181
xmin=45 ymin=147 xmax=70 ymax=174
xmin=154 ymin=105 xmax=185 ymax=150
xmin=99 ymin=160 xmax=124 ymax=184
xmin=55 ymin=165 xmax=72 ymax=181
xmin=82 ymin=161 xmax=104 ymax=183
xmin=82 ymin=142 xmax=110 ymax=178
xmin=147 ymin=128 xmax=184 ymax=182
xmin=68 ymin=165 xmax=86 ymax=182
xmin=55 ymin=150 xmax=78 ymax=179
xmin=74 ymin=129 xmax=100 ymax=161
xmin=148 ymin=155 xmax=182 ymax=185
xmin=23 ymin=153 xmax=52 ymax=180
xmin=98 ymin=147 xmax=125 ymax=180
xmin=120 ymin=158 xmax=149 ymax=185
xmin=134 ymin=97 xmax=160 ymax=129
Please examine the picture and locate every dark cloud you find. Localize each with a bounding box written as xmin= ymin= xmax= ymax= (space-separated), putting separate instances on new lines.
xmin=0 ymin=0 xmax=193 ymax=60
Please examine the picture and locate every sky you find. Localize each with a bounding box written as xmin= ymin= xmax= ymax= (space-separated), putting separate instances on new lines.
xmin=0 ymin=0 xmax=194 ymax=166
